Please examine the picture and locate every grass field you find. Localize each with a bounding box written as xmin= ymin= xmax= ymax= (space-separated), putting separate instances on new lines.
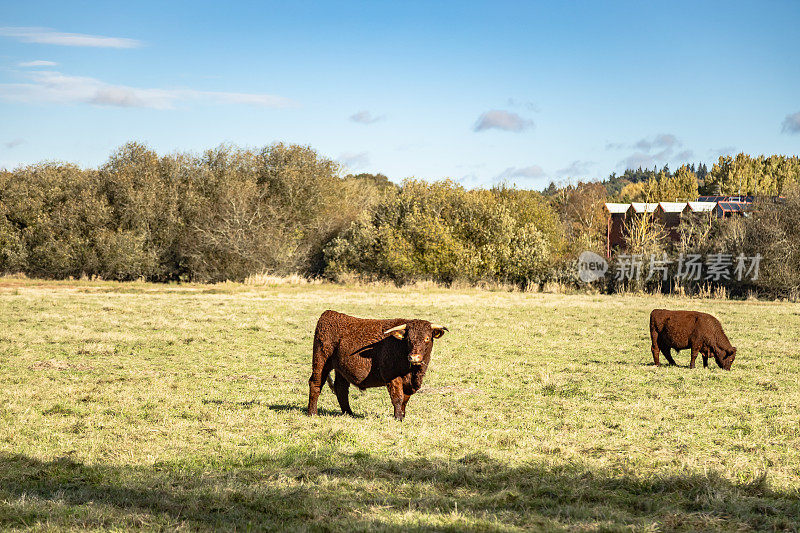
xmin=0 ymin=279 xmax=798 ymax=531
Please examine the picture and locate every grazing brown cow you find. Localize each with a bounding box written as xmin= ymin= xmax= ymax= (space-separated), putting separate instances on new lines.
xmin=649 ymin=309 xmax=737 ymax=370
xmin=307 ymin=310 xmax=448 ymax=420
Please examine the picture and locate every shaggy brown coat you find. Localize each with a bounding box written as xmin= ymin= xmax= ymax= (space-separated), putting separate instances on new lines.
xmin=307 ymin=310 xmax=448 ymax=420
xmin=650 ymin=309 xmax=737 ymax=370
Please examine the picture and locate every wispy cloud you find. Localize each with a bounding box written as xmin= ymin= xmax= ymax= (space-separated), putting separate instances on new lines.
xmin=675 ymin=149 xmax=695 ymax=161
xmin=350 ymin=110 xmax=384 ymax=124
xmin=709 ymin=146 xmax=736 ymax=158
xmin=782 ymin=111 xmax=800 ymax=134
xmin=0 ymin=71 xmax=294 ymax=109
xmin=620 ymin=152 xmax=659 ymax=170
xmin=495 ymin=165 xmax=545 ymax=181
xmin=556 ymin=160 xmax=594 ymax=177
xmin=0 ymin=26 xmax=142 ymax=48
xmin=457 ymin=173 xmax=479 ymax=187
xmin=633 ymin=133 xmax=679 ymax=152
xmin=18 ymin=60 xmax=57 ymax=67
xmin=615 ymin=133 xmax=684 ymax=169
xmin=338 ymin=151 xmax=369 ymax=169
xmin=473 ymin=110 xmax=533 ymax=132
xmin=3 ymin=138 xmax=25 ymax=149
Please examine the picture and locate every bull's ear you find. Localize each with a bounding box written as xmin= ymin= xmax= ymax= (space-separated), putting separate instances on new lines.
xmin=384 ymin=324 xmax=407 ymax=340
xmin=431 ymin=324 xmax=448 ymax=339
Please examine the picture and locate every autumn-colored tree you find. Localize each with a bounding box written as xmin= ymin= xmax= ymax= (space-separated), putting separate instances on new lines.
xmin=652 ymin=164 xmax=699 ymax=201
xmin=705 ymin=154 xmax=800 ymax=195
xmin=561 ymin=182 xmax=608 ymax=250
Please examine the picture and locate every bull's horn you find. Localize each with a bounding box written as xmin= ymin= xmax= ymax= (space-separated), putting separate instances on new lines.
xmin=383 ymin=324 xmax=408 ymax=335
xmin=431 ymin=324 xmax=448 ymax=338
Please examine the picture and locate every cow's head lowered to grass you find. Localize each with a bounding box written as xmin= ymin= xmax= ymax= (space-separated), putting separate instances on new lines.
xmin=384 ymin=321 xmax=448 ymax=365
xmin=719 ymin=346 xmax=737 ymax=370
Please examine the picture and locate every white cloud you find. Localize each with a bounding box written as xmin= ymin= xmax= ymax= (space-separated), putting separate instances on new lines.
xmin=620 ymin=152 xmax=659 ymax=170
xmin=495 ymin=165 xmax=545 ymax=180
xmin=633 ymin=133 xmax=679 ymax=152
xmin=616 ymin=133 xmax=685 ymax=169
xmin=675 ymin=149 xmax=695 ymax=161
xmin=3 ymin=138 xmax=25 ymax=149
xmin=473 ymin=110 xmax=533 ymax=132
xmin=557 ymin=160 xmax=594 ymax=177
xmin=458 ymin=173 xmax=484 ymax=188
xmin=350 ymin=110 xmax=384 ymax=124
xmin=0 ymin=26 xmax=142 ymax=48
xmin=18 ymin=60 xmax=57 ymax=67
xmin=0 ymin=71 xmax=295 ymax=110
xmin=782 ymin=111 xmax=800 ymax=134
xmin=709 ymin=146 xmax=737 ymax=158
xmin=338 ymin=151 xmax=369 ymax=169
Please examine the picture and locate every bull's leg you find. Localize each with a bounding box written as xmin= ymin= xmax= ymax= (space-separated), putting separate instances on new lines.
xmin=689 ymin=345 xmax=699 ymax=369
xmin=400 ymin=393 xmax=411 ymax=419
xmin=307 ymin=338 xmax=334 ymax=416
xmin=651 ymin=333 xmax=660 ymax=366
xmin=333 ymin=371 xmax=354 ymax=416
xmin=702 ymin=352 xmax=709 ymax=368
xmin=387 ymin=379 xmax=405 ymax=421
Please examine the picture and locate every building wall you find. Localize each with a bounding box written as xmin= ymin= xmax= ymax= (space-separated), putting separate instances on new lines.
xmin=657 ymin=211 xmax=682 ymax=241
xmin=607 ymin=213 xmax=626 ymax=256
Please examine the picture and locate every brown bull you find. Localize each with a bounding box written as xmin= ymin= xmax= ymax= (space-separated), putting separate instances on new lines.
xmin=307 ymin=310 xmax=448 ymax=420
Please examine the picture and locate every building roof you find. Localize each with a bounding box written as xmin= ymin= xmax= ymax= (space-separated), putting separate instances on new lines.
xmin=657 ymin=202 xmax=687 ymax=213
xmin=716 ymin=201 xmax=749 ymax=213
xmin=604 ymin=202 xmax=630 ymax=214
xmin=685 ymin=201 xmax=717 ymax=212
xmin=628 ymin=202 xmax=658 ymax=214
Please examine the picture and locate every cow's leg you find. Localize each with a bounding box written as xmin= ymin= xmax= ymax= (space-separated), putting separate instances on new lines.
xmin=307 ymin=337 xmax=334 ymax=416
xmin=651 ymin=332 xmax=660 ymax=366
xmin=333 ymin=371 xmax=353 ymax=416
xmin=387 ymin=378 xmax=405 ymax=421
xmin=689 ymin=345 xmax=699 ymax=369
xmin=660 ymin=342 xmax=677 ymax=366
xmin=702 ymin=352 xmax=709 ymax=368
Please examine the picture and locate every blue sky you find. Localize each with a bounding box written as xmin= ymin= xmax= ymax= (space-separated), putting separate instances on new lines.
xmin=1 ymin=0 xmax=799 ymax=189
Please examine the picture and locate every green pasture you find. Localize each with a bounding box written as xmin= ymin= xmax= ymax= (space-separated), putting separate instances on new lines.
xmin=0 ymin=279 xmax=798 ymax=531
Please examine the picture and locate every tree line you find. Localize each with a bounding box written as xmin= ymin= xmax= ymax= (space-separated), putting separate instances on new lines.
xmin=1 ymin=142 xmax=799 ymax=296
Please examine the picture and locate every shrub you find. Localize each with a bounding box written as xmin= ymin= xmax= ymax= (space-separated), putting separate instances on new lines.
xmin=324 ymin=180 xmax=564 ymax=286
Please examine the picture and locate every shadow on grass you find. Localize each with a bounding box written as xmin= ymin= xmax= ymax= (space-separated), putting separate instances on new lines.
xmin=0 ymin=450 xmax=797 ymax=531
xmin=267 ymin=403 xmax=365 ymax=418
xmin=584 ymin=359 xmax=692 ymax=368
